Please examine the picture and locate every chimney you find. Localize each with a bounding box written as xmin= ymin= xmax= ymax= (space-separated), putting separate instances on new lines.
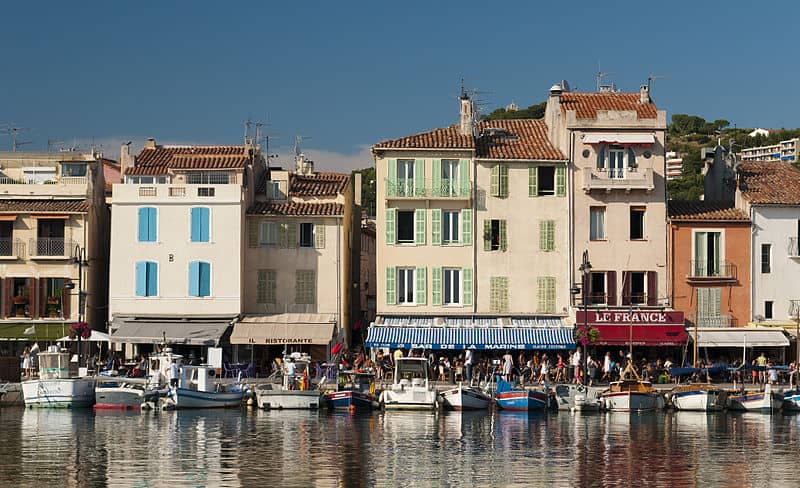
xmin=639 ymin=84 xmax=650 ymax=104
xmin=545 ymin=82 xmax=564 ymax=151
xmin=459 ymin=91 xmax=475 ymax=137
xmin=120 ymin=142 xmax=134 ymax=173
xmin=295 ymin=153 xmax=314 ymax=176
xmin=144 ymin=137 xmax=157 ymax=149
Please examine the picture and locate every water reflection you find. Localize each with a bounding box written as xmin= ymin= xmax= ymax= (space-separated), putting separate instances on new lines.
xmin=2 ymin=407 xmax=800 ymax=487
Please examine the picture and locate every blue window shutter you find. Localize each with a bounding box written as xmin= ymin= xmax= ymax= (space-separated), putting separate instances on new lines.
xmin=191 ymin=208 xmax=210 ymax=242
xmin=147 ymin=208 xmax=157 ymax=242
xmin=190 ymin=208 xmax=201 ymax=242
xmin=188 ymin=261 xmax=199 ymax=296
xmin=199 ymin=262 xmax=211 ymax=297
xmin=200 ymin=208 xmax=210 ymax=242
xmin=146 ymin=262 xmax=158 ymax=296
xmin=138 ymin=208 xmax=149 ymax=242
xmin=135 ymin=262 xmax=147 ymax=296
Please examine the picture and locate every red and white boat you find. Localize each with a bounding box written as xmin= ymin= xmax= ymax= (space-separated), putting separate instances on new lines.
xmin=440 ymin=384 xmax=493 ymax=410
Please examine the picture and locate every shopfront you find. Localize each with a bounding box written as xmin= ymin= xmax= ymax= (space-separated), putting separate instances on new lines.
xmin=575 ymin=310 xmax=688 ymax=362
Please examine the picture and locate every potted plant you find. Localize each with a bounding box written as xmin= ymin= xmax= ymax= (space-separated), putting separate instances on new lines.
xmin=13 ymin=286 xmax=29 ymax=305
xmin=47 ymin=289 xmax=61 ymax=318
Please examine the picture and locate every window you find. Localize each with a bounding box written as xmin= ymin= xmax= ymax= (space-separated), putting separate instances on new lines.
xmin=696 ymin=288 xmax=722 ymax=326
xmin=188 ymin=261 xmax=211 ymax=297
xmin=630 ymin=272 xmax=646 ymax=304
xmin=761 ymin=243 xmax=771 ymax=274
xmin=127 ymin=175 xmax=167 ymax=184
xmin=539 ymin=220 xmax=555 ymax=252
xmin=490 ymin=276 xmax=509 ymax=313
xmin=397 ymin=159 xmax=415 ymax=196
xmin=693 ymin=231 xmax=722 ymax=277
xmin=765 ymin=301 xmax=774 ymax=320
xmin=397 ymin=268 xmax=415 ymax=305
xmin=484 ymin=219 xmax=507 ymax=251
xmin=295 ymin=270 xmax=316 ymax=304
xmin=135 ymin=261 xmax=158 ymax=297
xmin=442 ymin=211 xmax=460 ymax=244
xmin=197 ymin=187 xmax=215 ymax=197
xmin=257 ymin=270 xmax=277 ymax=304
xmin=630 ymin=207 xmax=645 ymax=240
xmin=259 ymin=222 xmax=277 ymax=246
xmin=138 ymin=207 xmax=157 ymax=242
xmin=490 ymin=164 xmax=509 ymax=198
xmin=441 ymin=159 xmax=460 ymax=196
xmin=537 ymin=167 xmax=555 ymax=195
xmin=590 ymin=272 xmax=606 ymax=304
xmin=443 ymin=268 xmax=461 ymax=305
xmin=300 ymin=223 xmax=314 ymax=247
xmin=190 ymin=207 xmax=210 ymax=242
xmin=187 ymin=172 xmax=230 ymax=184
xmin=590 ymin=207 xmax=605 ymax=240
xmin=537 ymin=276 xmax=556 ymax=313
xmin=36 ymin=219 xmax=65 ymax=256
xmin=270 ymin=181 xmax=285 ymax=200
xmin=61 ymin=163 xmax=87 ymax=177
xmin=42 ymin=278 xmax=65 ymax=318
xmin=397 ymin=211 xmax=415 ymax=243
xmin=607 ymin=145 xmax=626 ymax=178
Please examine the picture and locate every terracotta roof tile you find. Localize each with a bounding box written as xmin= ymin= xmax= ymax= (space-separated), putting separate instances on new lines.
xmin=290 ymin=172 xmax=350 ymax=196
xmin=0 ymin=199 xmax=89 ymax=213
xmin=476 ymin=119 xmax=565 ymax=160
xmin=127 ymin=144 xmax=251 ymax=175
xmin=373 ymin=125 xmax=474 ymax=150
xmin=738 ymin=161 xmax=800 ymax=205
xmin=559 ymin=92 xmax=658 ymax=119
xmin=668 ymin=200 xmax=750 ymax=221
xmin=102 ymin=158 xmax=121 ymax=193
xmin=247 ymin=202 xmax=344 ymax=216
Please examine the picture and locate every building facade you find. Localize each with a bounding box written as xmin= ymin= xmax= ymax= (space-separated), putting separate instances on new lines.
xmin=740 ymin=138 xmax=798 ymax=163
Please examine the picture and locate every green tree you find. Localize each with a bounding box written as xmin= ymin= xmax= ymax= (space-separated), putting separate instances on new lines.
xmin=356 ymin=167 xmax=376 ymax=217
xmin=482 ymin=101 xmax=546 ymax=121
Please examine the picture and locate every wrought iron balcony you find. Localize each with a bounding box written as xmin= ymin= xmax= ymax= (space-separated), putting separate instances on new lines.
xmin=0 ymin=238 xmax=22 ymax=258
xmin=687 ymin=260 xmax=737 ymax=282
xmin=687 ymin=313 xmax=736 ymax=328
xmin=582 ymin=167 xmax=654 ymax=193
xmin=385 ymin=178 xmax=470 ymax=199
xmin=28 ymin=238 xmax=73 ymax=258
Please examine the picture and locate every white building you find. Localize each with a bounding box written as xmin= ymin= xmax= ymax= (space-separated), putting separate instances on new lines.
xmin=740 ymin=138 xmax=798 ymax=163
xmin=666 ymin=151 xmax=683 ymax=181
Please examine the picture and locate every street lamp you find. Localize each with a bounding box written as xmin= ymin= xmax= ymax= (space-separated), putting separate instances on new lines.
xmin=64 ymin=245 xmax=89 ymax=367
xmin=579 ymin=250 xmax=592 ymax=386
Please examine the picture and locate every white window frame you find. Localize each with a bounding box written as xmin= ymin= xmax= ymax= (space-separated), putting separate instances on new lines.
xmin=590 ymin=207 xmax=606 ymax=240
xmin=397 ymin=159 xmax=415 ymax=196
xmin=607 ymin=145 xmax=627 ymax=179
xmin=691 ymin=229 xmax=726 ymax=276
xmin=397 ymin=267 xmax=415 ymax=305
xmin=442 ymin=210 xmax=460 ymax=244
xmin=396 ymin=210 xmax=415 ymax=244
xmin=443 ymin=268 xmax=461 ymax=306
xmin=441 ymin=159 xmax=460 ymax=196
xmin=259 ymin=221 xmax=277 ymax=247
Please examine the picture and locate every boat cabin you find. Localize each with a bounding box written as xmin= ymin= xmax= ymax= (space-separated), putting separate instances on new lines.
xmin=178 ymin=365 xmax=219 ymax=393
xmin=38 ymin=346 xmax=71 ymax=380
xmin=338 ymin=371 xmax=375 ymax=394
xmin=394 ymin=357 xmax=432 ymax=386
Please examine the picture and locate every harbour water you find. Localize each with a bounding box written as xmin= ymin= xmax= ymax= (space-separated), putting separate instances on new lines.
xmin=1 ymin=407 xmax=799 ymax=487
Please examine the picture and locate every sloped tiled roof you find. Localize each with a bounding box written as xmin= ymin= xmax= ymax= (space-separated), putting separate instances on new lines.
xmin=373 ymin=125 xmax=474 ymax=150
xmin=476 ymin=119 xmax=565 ymax=160
xmin=559 ymin=92 xmax=658 ymax=119
xmin=0 ymin=199 xmax=89 ymax=213
xmin=738 ymin=161 xmax=800 ymax=205
xmin=668 ymin=200 xmax=749 ymax=222
xmin=102 ymin=158 xmax=121 ymax=193
xmin=126 ymin=144 xmax=251 ymax=175
xmin=290 ymin=172 xmax=350 ymax=196
xmin=247 ymin=202 xmax=344 ymax=216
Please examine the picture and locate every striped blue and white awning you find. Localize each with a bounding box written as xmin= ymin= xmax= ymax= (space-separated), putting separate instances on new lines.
xmin=365 ymin=326 xmax=576 ymax=350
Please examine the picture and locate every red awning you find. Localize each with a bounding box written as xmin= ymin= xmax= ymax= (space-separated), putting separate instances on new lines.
xmin=594 ymin=325 xmax=687 ymax=346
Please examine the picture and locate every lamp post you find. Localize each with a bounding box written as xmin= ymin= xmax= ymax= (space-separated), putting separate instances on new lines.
xmin=579 ymin=250 xmax=592 ymax=386
xmin=64 ymin=245 xmax=88 ymax=368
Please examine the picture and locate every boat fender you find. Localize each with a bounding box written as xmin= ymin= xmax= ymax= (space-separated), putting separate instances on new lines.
xmin=576 ymin=385 xmax=586 ymax=393
xmin=140 ymin=401 xmax=152 ymax=411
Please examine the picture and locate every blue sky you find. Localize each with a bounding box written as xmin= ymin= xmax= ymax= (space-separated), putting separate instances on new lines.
xmin=0 ymin=1 xmax=797 ymax=170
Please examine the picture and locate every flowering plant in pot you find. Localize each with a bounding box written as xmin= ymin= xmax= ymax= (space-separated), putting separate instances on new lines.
xmin=574 ymin=325 xmax=600 ymax=346
xmin=68 ymin=321 xmax=92 ymax=340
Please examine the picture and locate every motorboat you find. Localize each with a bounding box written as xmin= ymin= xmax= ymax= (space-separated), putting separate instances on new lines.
xmin=727 ymin=383 xmax=783 ymax=412
xmin=22 ymin=346 xmax=95 ymax=408
xmin=669 ymin=383 xmax=727 ymax=411
xmin=255 ymin=353 xmax=322 ymax=410
xmin=495 ymin=379 xmax=548 ymax=412
xmin=553 ymin=383 xmax=602 ymax=412
xmin=440 ymin=383 xmax=493 ymax=411
xmin=167 ymin=365 xmax=246 ymax=409
xmin=324 ymin=370 xmax=378 ymax=411
xmin=601 ymin=379 xmax=664 ymax=412
xmin=95 ymin=349 xmax=182 ymax=410
xmin=378 ymin=357 xmax=439 ymax=410
xmin=782 ymin=390 xmax=800 ymax=411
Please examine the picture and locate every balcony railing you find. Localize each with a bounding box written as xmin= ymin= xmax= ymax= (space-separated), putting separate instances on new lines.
xmin=688 ymin=260 xmax=737 ymax=280
xmin=582 ymin=168 xmax=654 ymax=193
xmin=789 ymin=237 xmax=800 ymax=258
xmin=385 ymin=178 xmax=470 ymax=199
xmin=29 ymin=238 xmax=72 ymax=258
xmin=0 ymin=176 xmax=87 ymax=185
xmin=687 ymin=313 xmax=736 ymax=328
xmin=622 ymin=293 xmax=648 ymax=306
xmin=0 ymin=238 xmax=23 ymax=258
xmin=588 ymin=292 xmax=607 ymax=305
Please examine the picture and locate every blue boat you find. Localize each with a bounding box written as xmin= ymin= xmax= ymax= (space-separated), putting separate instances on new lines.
xmin=494 ymin=380 xmax=548 ymax=411
xmin=324 ymin=371 xmax=377 ymax=411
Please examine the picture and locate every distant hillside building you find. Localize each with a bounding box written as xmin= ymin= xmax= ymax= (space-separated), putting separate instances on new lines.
xmin=666 ymin=151 xmax=683 ymax=181
xmin=748 ymin=128 xmax=770 ymax=138
xmin=740 ymin=138 xmax=799 ymax=163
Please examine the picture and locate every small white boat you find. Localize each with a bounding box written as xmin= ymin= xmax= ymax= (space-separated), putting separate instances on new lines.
xmin=255 ymin=353 xmax=321 ymax=410
xmin=728 ymin=383 xmax=783 ymax=412
xmin=168 ymin=365 xmax=245 ymax=409
xmin=601 ymin=379 xmax=664 ymax=412
xmin=95 ymin=349 xmax=182 ymax=410
xmin=379 ymin=357 xmax=439 ymax=410
xmin=783 ymin=390 xmax=800 ymax=411
xmin=554 ymin=383 xmax=602 ymax=412
xmin=22 ymin=346 xmax=95 ymax=408
xmin=669 ymin=384 xmax=727 ymax=411
xmin=440 ymin=383 xmax=492 ymax=410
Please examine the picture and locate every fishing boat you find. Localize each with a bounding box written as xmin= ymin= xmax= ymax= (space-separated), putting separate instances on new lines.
xmin=601 ymin=378 xmax=664 ymax=412
xmin=495 ymin=379 xmax=548 ymax=411
xmin=378 ymin=357 xmax=439 ymax=410
xmin=440 ymin=383 xmax=493 ymax=411
xmin=167 ymin=365 xmax=245 ymax=409
xmin=22 ymin=346 xmax=95 ymax=408
xmin=255 ymin=353 xmax=322 ymax=410
xmin=553 ymin=383 xmax=601 ymax=412
xmin=669 ymin=382 xmax=727 ymax=411
xmin=95 ymin=349 xmax=182 ymax=410
xmin=782 ymin=390 xmax=800 ymax=411
xmin=727 ymin=383 xmax=783 ymax=412
xmin=324 ymin=370 xmax=378 ymax=411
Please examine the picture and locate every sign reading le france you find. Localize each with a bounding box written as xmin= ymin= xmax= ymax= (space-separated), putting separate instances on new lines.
xmin=575 ymin=310 xmax=684 ymax=327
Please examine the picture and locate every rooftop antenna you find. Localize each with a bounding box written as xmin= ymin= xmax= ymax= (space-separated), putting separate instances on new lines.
xmin=47 ymin=139 xmax=65 ymax=152
xmin=294 ymin=135 xmax=311 ymax=157
xmin=647 ymin=74 xmax=669 ymax=92
xmin=596 ymin=71 xmax=616 ymax=93
xmin=0 ymin=126 xmax=32 ymax=151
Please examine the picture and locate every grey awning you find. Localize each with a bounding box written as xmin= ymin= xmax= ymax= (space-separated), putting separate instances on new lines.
xmin=110 ymin=317 xmax=234 ymax=346
xmin=695 ymin=328 xmax=790 ymax=348
xmin=231 ymin=313 xmax=336 ymax=345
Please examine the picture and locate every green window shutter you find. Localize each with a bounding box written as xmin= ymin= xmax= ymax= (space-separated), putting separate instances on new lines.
xmin=459 ymin=159 xmax=469 ymax=196
xmin=278 ymin=222 xmax=288 ymax=248
xmin=286 ymin=222 xmax=298 ymax=248
xmin=697 ymin=288 xmax=709 ymax=318
xmin=385 ymin=209 xmax=396 ymax=245
xmin=387 ymin=159 xmax=397 ymax=197
xmin=257 ymin=270 xmax=267 ymax=303
xmin=539 ymin=220 xmax=555 ymax=251
xmin=546 ymin=277 xmax=555 ymax=313
xmin=414 ymin=209 xmax=426 ymax=245
xmin=415 ymin=267 xmax=426 ymax=305
xmin=461 ymin=209 xmax=472 ymax=245
xmin=499 ymin=220 xmax=508 ymax=251
xmin=537 ymin=277 xmax=556 ymax=313
xmin=414 ymin=159 xmax=425 ymax=196
xmin=556 ymin=166 xmax=566 ymax=197
xmin=385 ymin=267 xmax=396 ymax=305
xmin=490 ymin=165 xmax=500 ymax=196
xmin=431 ymin=209 xmax=442 ymax=245
xmin=314 ymin=223 xmax=326 ymax=249
xmin=432 ymin=267 xmax=442 ymax=306
xmin=499 ymin=165 xmax=509 ymax=198
xmin=462 ymin=267 xmax=473 ymax=306
xmin=537 ymin=277 xmax=547 ymax=313
xmin=490 ymin=276 xmax=509 ymax=313
xmin=248 ymin=219 xmax=259 ymax=248
xmin=529 ymin=166 xmax=538 ymax=197
xmin=266 ymin=270 xmax=276 ymax=304
xmin=597 ymin=147 xmax=605 ymax=169
xmin=483 ymin=220 xmax=492 ymax=251
xmin=431 ymin=159 xmax=441 ymax=197
xmin=539 ymin=221 xmax=546 ymax=251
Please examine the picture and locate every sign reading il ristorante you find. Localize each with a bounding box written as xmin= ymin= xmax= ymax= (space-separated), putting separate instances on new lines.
xmin=575 ymin=310 xmax=685 ymax=326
